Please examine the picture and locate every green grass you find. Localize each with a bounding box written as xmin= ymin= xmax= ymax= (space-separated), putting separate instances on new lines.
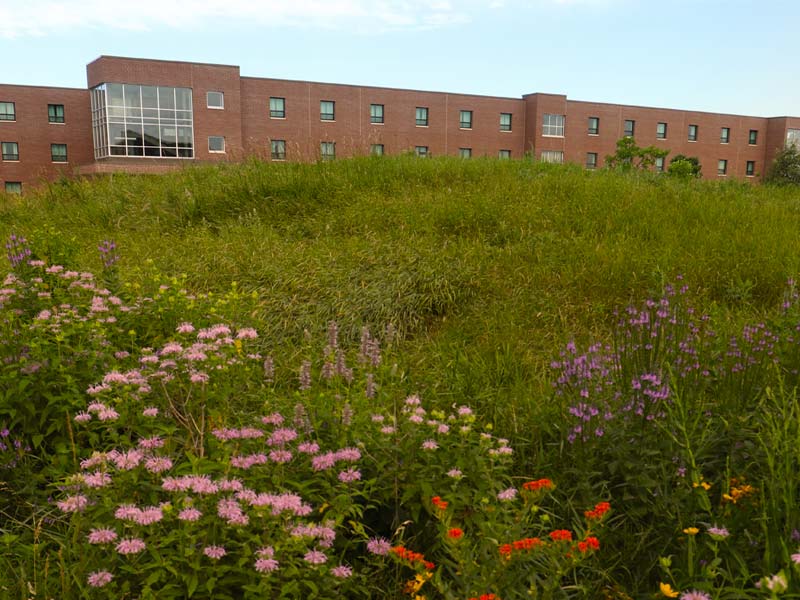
xmin=3 ymin=156 xmax=800 ymax=435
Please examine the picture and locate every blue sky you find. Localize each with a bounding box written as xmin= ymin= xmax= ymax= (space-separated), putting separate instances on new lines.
xmin=1 ymin=0 xmax=798 ymax=117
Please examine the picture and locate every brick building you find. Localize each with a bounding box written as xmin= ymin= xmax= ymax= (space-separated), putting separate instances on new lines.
xmin=1 ymin=55 xmax=799 ymax=192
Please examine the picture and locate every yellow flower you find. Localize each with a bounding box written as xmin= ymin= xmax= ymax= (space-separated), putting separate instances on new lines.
xmin=700 ymin=482 xmax=711 ymax=491
xmin=659 ymin=582 xmax=679 ymax=598
xmin=683 ymin=527 xmax=699 ymax=536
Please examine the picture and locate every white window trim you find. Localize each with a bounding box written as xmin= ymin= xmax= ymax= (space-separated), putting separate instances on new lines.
xmin=208 ymin=136 xmax=226 ymax=153
xmin=207 ymin=91 xmax=224 ymax=110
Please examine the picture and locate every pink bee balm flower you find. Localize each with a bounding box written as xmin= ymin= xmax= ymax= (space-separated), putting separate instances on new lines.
xmin=298 ymin=441 xmax=320 ymax=454
xmin=57 ymin=494 xmax=89 ymax=513
xmin=792 ymin=551 xmax=800 ymax=565
xmin=203 ymin=545 xmax=226 ymax=560
xmin=257 ymin=546 xmax=275 ymax=558
xmin=338 ymin=468 xmax=362 ymax=483
xmin=87 ymin=528 xmax=118 ymax=544
xmin=269 ymin=449 xmax=293 ymax=464
xmin=142 ymin=407 xmax=159 ymax=417
xmin=331 ymin=565 xmax=353 ymax=578
xmin=497 ymin=487 xmax=518 ymax=501
xmin=447 ymin=468 xmax=463 ymax=478
xmin=145 ymin=457 xmax=173 ymax=474
xmin=176 ymin=322 xmax=195 ymax=334
xmin=116 ymin=538 xmax=146 ymax=555
xmin=83 ymin=471 xmax=112 ymax=488
xmin=261 ymin=412 xmax=284 ymax=425
xmin=422 ymin=439 xmax=439 ymax=451
xmin=380 ymin=426 xmax=396 ymax=434
xmin=236 ymin=327 xmax=258 ymax=339
xmin=366 ymin=537 xmax=392 ymax=555
xmin=137 ymin=436 xmax=164 ymax=450
xmin=178 ymin=507 xmax=203 ymax=521
xmin=87 ymin=570 xmax=113 ymax=587
xmin=74 ymin=412 xmax=92 ymax=423
xmin=255 ymin=558 xmax=279 ymax=573
xmin=303 ymin=550 xmax=327 ymax=565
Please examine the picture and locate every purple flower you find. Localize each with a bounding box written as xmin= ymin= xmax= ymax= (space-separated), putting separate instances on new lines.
xmin=116 ymin=538 xmax=146 ymax=555
xmin=303 ymin=550 xmax=327 ymax=565
xmin=421 ymin=439 xmax=439 ymax=451
xmin=331 ymin=565 xmax=353 ymax=578
xmin=56 ymin=494 xmax=88 ymax=513
xmin=255 ymin=558 xmax=279 ymax=573
xmin=497 ymin=488 xmax=517 ymax=501
xmin=707 ymin=525 xmax=729 ymax=539
xmin=204 ymin=545 xmax=226 ymax=560
xmin=178 ymin=508 xmax=202 ymax=522
xmin=446 ymin=468 xmax=463 ymax=478
xmin=366 ymin=537 xmax=391 ymax=556
xmin=680 ymin=592 xmax=711 ymax=600
xmin=87 ymin=570 xmax=113 ymax=587
xmin=338 ymin=468 xmax=361 ymax=483
xmin=87 ymin=528 xmax=118 ymax=544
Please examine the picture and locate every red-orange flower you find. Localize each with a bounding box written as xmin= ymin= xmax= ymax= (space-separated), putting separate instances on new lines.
xmin=549 ymin=529 xmax=572 ymax=542
xmin=447 ymin=528 xmax=463 ymax=540
xmin=431 ymin=496 xmax=449 ymax=511
xmin=522 ymin=478 xmax=553 ymax=492
xmin=498 ymin=543 xmax=513 ymax=559
xmin=584 ymin=501 xmax=611 ymax=520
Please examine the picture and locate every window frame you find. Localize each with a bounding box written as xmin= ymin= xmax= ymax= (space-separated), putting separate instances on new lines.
xmin=542 ymin=113 xmax=565 ymax=137
xmin=500 ymin=113 xmax=512 ymax=132
xmin=688 ymin=124 xmax=699 ymax=142
xmin=50 ymin=143 xmax=68 ymax=163
xmin=745 ymin=160 xmax=755 ymax=177
xmin=208 ymin=136 xmax=225 ymax=153
xmin=459 ymin=110 xmax=473 ymax=130
xmin=624 ymin=119 xmax=635 ymax=138
xmin=206 ymin=91 xmax=225 ymax=110
xmin=269 ymin=97 xmax=285 ymax=119
xmin=4 ymin=181 xmax=22 ymax=194
xmin=370 ymin=104 xmax=384 ymax=124
xmin=749 ymin=129 xmax=758 ymax=145
xmin=498 ymin=149 xmax=511 ymax=159
xmin=586 ymin=152 xmax=598 ymax=169
xmin=415 ymin=107 xmax=429 ymax=127
xmin=541 ymin=150 xmax=564 ymax=164
xmin=588 ymin=116 xmax=599 ymax=136
xmin=414 ymin=145 xmax=429 ymax=158
xmin=655 ymin=156 xmax=665 ymax=172
xmin=48 ymin=104 xmax=65 ymax=124
xmin=270 ymin=139 xmax=286 ymax=161
xmin=320 ymin=100 xmax=335 ymax=121
xmin=370 ymin=144 xmax=384 ymax=156
xmin=0 ymin=102 xmax=15 ymax=121
xmin=1 ymin=141 xmax=19 ymax=161
xmin=459 ymin=147 xmax=472 ymax=158
xmin=717 ymin=159 xmax=728 ymax=176
xmin=320 ymin=141 xmax=335 ymax=160
xmin=720 ymin=127 xmax=730 ymax=144
xmin=656 ymin=122 xmax=668 ymax=140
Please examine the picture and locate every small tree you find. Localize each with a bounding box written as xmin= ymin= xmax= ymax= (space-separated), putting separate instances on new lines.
xmin=668 ymin=154 xmax=702 ymax=178
xmin=605 ymin=137 xmax=669 ymax=171
xmin=765 ymin=144 xmax=800 ymax=186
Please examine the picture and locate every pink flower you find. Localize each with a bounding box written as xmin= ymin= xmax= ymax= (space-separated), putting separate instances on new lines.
xmin=497 ymin=488 xmax=518 ymax=501
xmin=437 ymin=424 xmax=450 ymax=434
xmin=255 ymin=558 xmax=279 ymax=573
xmin=236 ymin=328 xmax=258 ymax=339
xmin=371 ymin=414 xmax=385 ymax=422
xmin=87 ymin=528 xmax=118 ymax=544
xmin=74 ymin=412 xmax=92 ymax=423
xmin=87 ymin=570 xmax=113 ymax=587
xmin=408 ymin=414 xmax=424 ymax=424
xmin=380 ymin=426 xmax=396 ymax=434
xmin=83 ymin=472 xmax=112 ymax=488
xmin=98 ymin=407 xmax=120 ymax=421
xmin=57 ymin=494 xmax=88 ymax=513
xmin=331 ymin=565 xmax=353 ymax=578
xmin=267 ymin=428 xmax=298 ymax=446
xmin=303 ymin=550 xmax=327 ymax=565
xmin=298 ymin=441 xmax=320 ymax=454
xmin=178 ymin=507 xmax=203 ymax=521
xmin=190 ymin=372 xmax=209 ymax=384
xmin=257 ymin=546 xmax=275 ymax=558
xmin=366 ymin=537 xmax=391 ymax=555
xmin=335 ymin=447 xmax=361 ymax=462
xmin=137 ymin=436 xmax=164 ymax=450
xmin=145 ymin=457 xmax=173 ymax=473
xmin=421 ymin=439 xmax=438 ymax=451
xmin=142 ymin=407 xmax=159 ymax=417
xmin=447 ymin=468 xmax=463 ymax=478
xmin=269 ymin=450 xmax=293 ymax=464
xmin=112 ymin=449 xmax=143 ymax=470
xmin=792 ymin=551 xmax=800 ymax=565
xmin=116 ymin=538 xmax=146 ymax=555
xmin=176 ymin=322 xmax=195 ymax=334
xmin=311 ymin=452 xmax=336 ymax=471
xmin=261 ymin=412 xmax=284 ymax=425
xmin=338 ymin=468 xmax=362 ymax=483
xmin=203 ymin=545 xmax=226 ymax=560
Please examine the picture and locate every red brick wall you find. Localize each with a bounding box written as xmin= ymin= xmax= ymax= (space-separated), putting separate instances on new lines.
xmin=87 ymin=56 xmax=243 ymax=161
xmin=240 ymin=77 xmax=526 ymax=160
xmin=0 ymin=85 xmax=92 ymax=191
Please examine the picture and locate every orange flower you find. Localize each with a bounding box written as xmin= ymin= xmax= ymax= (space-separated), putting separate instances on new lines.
xmin=522 ymin=478 xmax=553 ymax=491
xmin=584 ymin=501 xmax=611 ymax=520
xmin=431 ymin=496 xmax=449 ymax=511
xmin=549 ymin=529 xmax=572 ymax=542
xmin=447 ymin=528 xmax=463 ymax=540
xmin=498 ymin=543 xmax=513 ymax=559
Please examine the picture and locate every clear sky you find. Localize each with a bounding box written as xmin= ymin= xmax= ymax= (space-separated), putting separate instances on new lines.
xmin=1 ymin=0 xmax=797 ymax=117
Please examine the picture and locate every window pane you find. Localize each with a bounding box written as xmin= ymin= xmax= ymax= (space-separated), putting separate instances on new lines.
xmin=0 ymin=102 xmax=15 ymax=120
xmin=123 ymin=85 xmax=141 ymax=108
xmin=159 ymin=87 xmax=176 ymax=110
xmin=416 ymin=107 xmax=428 ymax=126
xmin=207 ymin=91 xmax=224 ymax=109
xmin=209 ymin=136 xmax=225 ymax=152
xmin=4 ymin=182 xmax=22 ymax=194
xmin=141 ymin=86 xmax=158 ymax=109
xmin=543 ymin=114 xmax=565 ymax=136
xmin=175 ymin=88 xmax=192 ymax=111
xmin=320 ymin=101 xmax=335 ymax=120
xmin=48 ymin=104 xmax=65 ymax=123
xmin=500 ymin=113 xmax=512 ymax=131
xmin=107 ymin=83 xmax=124 ymax=106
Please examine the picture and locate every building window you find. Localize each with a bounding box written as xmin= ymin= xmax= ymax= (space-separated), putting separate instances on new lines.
xmin=415 ymin=146 xmax=429 ymax=158
xmin=749 ymin=129 xmax=758 ymax=145
xmin=207 ymin=91 xmax=224 ymax=109
xmin=48 ymin=104 xmax=65 ymax=123
xmin=51 ymin=143 xmax=67 ymax=162
xmin=416 ymin=107 xmax=428 ymax=127
xmin=500 ymin=113 xmax=512 ymax=132
xmin=541 ymin=150 xmax=564 ymax=164
xmin=586 ymin=152 xmax=598 ymax=169
xmin=269 ymin=97 xmax=285 ymax=119
xmin=270 ymin=139 xmax=286 ymax=160
xmin=718 ymin=159 xmax=728 ymax=175
xmin=370 ymin=104 xmax=384 ymax=124
xmin=588 ymin=117 xmax=599 ymax=135
xmin=746 ymin=161 xmax=755 ymax=177
xmin=787 ymin=129 xmax=800 ymax=149
xmin=656 ymin=122 xmax=667 ymax=139
xmin=543 ymin=114 xmax=565 ymax=137
xmin=459 ymin=147 xmax=472 ymax=158
xmin=688 ymin=124 xmax=698 ymax=141
xmin=208 ymin=136 xmax=225 ymax=153
xmin=90 ymin=83 xmax=194 ymax=159
xmin=370 ymin=144 xmax=384 ymax=156
xmin=0 ymin=102 xmax=15 ymax=121
xmin=624 ymin=119 xmax=635 ymax=137
xmin=320 ymin=101 xmax=335 ymax=121
xmin=2 ymin=141 xmax=19 ymax=161
xmin=459 ymin=110 xmax=473 ymax=129
xmin=720 ymin=127 xmax=730 ymax=144
xmin=498 ymin=149 xmax=511 ymax=159
xmin=655 ymin=156 xmax=665 ymax=172
xmin=4 ymin=181 xmax=21 ymax=194
xmin=320 ymin=141 xmax=335 ymax=160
